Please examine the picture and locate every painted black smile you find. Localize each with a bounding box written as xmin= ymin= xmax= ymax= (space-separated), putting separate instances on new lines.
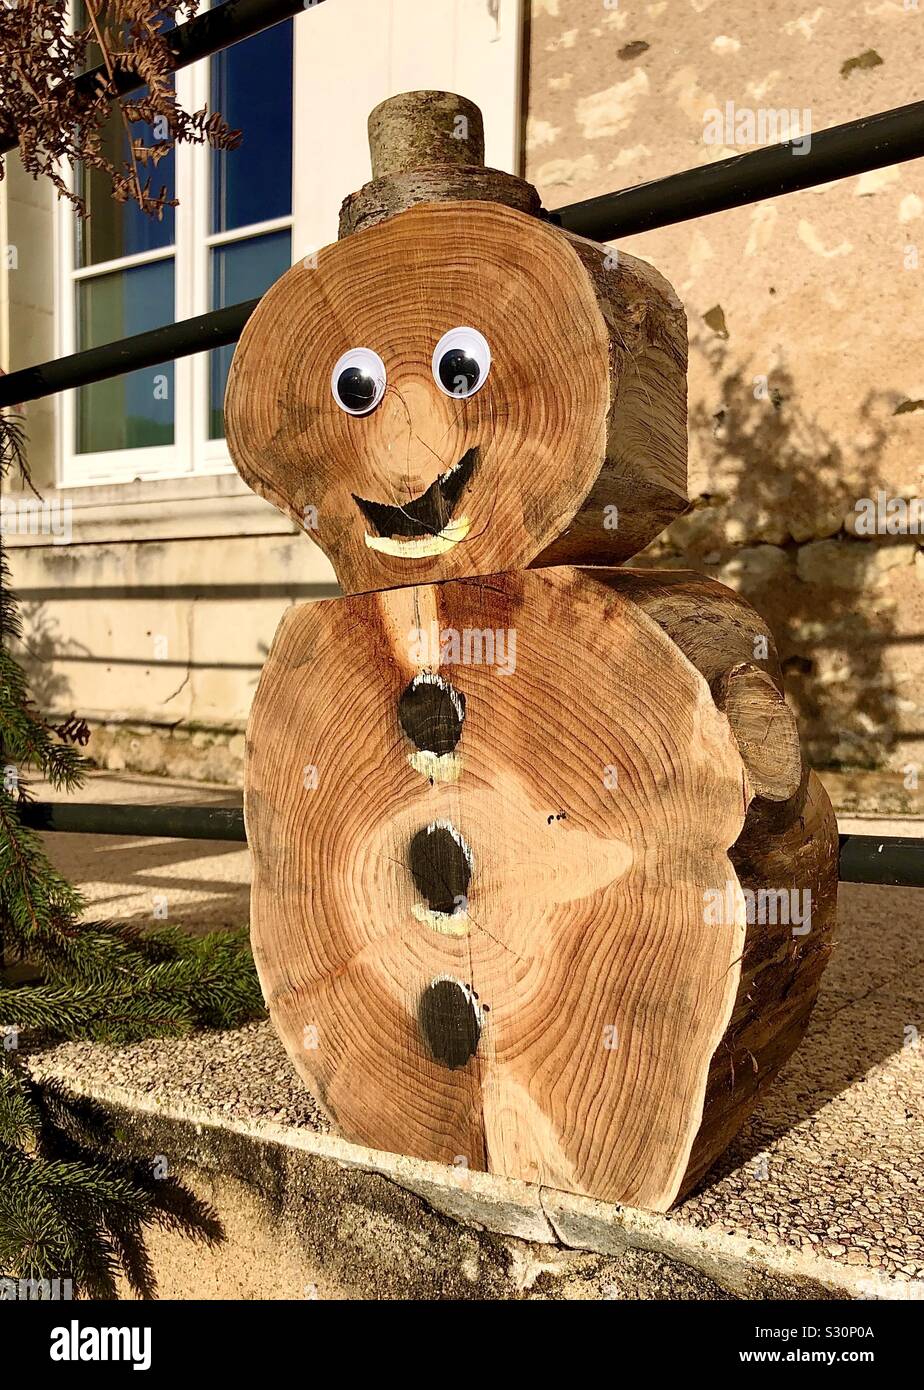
xmin=352 ymin=446 xmax=479 ymax=539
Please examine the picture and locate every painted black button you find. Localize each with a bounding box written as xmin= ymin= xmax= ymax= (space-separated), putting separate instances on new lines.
xmin=419 ymin=979 xmax=481 ymax=1069
xmin=398 ymin=675 xmax=465 ymax=756
xmin=408 ymin=822 xmax=472 ymax=916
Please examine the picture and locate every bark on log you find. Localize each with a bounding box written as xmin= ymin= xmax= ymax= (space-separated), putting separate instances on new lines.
xmin=338 ymin=168 xmax=541 ymax=239
xmin=367 ymin=91 xmax=485 ymax=178
xmin=339 ymin=90 xmax=539 ymax=237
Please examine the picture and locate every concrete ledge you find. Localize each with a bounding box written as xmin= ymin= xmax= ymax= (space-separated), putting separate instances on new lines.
xmin=20 ymin=1079 xmax=736 ymax=1300
xmin=23 ymin=1065 xmax=923 ymax=1302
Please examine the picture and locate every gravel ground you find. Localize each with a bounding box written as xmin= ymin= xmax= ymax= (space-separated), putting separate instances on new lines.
xmin=679 ymin=880 xmax=924 ymax=1284
xmin=28 ymin=1021 xmax=329 ymax=1133
xmin=24 ymin=773 xmax=924 ymax=1287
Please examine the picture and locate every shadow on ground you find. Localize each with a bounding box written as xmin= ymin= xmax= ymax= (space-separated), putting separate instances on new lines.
xmin=687 ymin=879 xmax=923 ymax=1212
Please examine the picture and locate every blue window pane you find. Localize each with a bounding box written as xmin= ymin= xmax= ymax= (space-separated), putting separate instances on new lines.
xmin=76 ymin=96 xmax=175 ymax=267
xmin=211 ymin=21 xmax=293 ymax=233
xmin=76 ymin=260 xmax=175 ymax=453
xmin=209 ymin=230 xmax=291 ymax=438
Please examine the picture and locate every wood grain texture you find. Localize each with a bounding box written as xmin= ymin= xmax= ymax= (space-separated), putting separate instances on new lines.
xmin=583 ymin=569 xmax=803 ymax=804
xmin=243 ymin=564 xmax=835 ymax=1209
xmin=228 ymin=89 xmax=837 ymax=1209
xmin=225 ymin=200 xmax=688 ymax=596
xmin=579 ymin=568 xmax=838 ymax=1198
xmin=712 ymin=664 xmax=802 ymax=802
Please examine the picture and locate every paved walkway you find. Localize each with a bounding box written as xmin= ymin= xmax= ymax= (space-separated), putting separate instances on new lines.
xmin=32 ymin=771 xmax=248 ymax=936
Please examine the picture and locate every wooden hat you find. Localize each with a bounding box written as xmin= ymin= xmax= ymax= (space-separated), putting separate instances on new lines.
xmin=226 ymin=92 xmax=689 ymax=596
xmin=338 ymin=89 xmax=542 ymax=238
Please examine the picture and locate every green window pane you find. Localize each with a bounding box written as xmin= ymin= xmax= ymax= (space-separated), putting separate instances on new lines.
xmin=76 ymin=260 xmax=175 ymax=454
xmin=72 ymin=0 xmax=177 ymax=267
xmin=209 ymin=230 xmax=291 ymax=439
xmin=75 ymin=103 xmax=176 ymax=267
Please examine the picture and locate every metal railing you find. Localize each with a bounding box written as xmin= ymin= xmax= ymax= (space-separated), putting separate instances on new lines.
xmin=3 ymin=92 xmax=924 ymax=410
xmin=15 ymin=801 xmax=924 ymax=889
xmin=1 ymin=0 xmax=922 ymax=888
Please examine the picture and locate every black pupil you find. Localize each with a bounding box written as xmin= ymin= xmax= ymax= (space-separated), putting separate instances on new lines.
xmin=438 ymin=348 xmax=480 ymax=396
xmin=337 ymin=365 xmax=377 ymax=411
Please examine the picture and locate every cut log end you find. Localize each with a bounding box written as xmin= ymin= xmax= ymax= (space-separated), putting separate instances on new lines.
xmin=226 ymin=201 xmax=689 ymax=592
xmin=245 ymin=566 xmax=811 ymax=1210
xmin=713 ymin=663 xmax=803 ymax=802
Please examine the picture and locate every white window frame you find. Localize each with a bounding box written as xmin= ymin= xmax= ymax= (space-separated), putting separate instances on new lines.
xmin=55 ymin=5 xmax=295 ymax=488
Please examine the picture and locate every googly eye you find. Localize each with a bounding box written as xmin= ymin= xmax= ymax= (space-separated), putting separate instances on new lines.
xmin=331 ymin=348 xmax=386 ymax=415
xmin=431 ymin=327 xmax=491 ymax=400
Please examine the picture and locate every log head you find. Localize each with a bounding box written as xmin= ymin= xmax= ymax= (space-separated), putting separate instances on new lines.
xmin=225 ymin=95 xmax=689 ymax=595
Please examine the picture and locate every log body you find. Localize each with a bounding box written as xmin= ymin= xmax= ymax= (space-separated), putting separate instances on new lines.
xmin=583 ymin=570 xmax=839 ymax=1199
xmin=245 ymin=566 xmax=837 ymax=1210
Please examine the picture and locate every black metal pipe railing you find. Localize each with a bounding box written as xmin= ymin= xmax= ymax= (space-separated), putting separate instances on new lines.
xmin=556 ymin=99 xmax=924 ymax=241
xmin=14 ymin=801 xmax=924 ymax=888
xmin=838 ymin=834 xmax=924 ymax=889
xmin=0 ymin=0 xmax=321 ymax=158
xmin=0 ymin=301 xmax=258 ymax=407
xmin=20 ymin=800 xmax=245 ymax=842
xmin=3 ymin=98 xmax=924 ymax=410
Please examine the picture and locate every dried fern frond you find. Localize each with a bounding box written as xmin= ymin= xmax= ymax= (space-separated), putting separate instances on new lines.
xmin=0 ymin=1 xmax=241 ymax=219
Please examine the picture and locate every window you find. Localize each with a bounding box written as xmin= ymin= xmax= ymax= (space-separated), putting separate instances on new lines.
xmin=57 ymin=0 xmax=525 ymax=488
xmin=59 ymin=5 xmax=294 ymax=484
xmin=207 ymin=20 xmax=293 ymax=439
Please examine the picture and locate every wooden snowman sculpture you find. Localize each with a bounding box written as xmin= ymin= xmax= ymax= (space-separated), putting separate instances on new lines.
xmin=226 ymin=92 xmax=838 ymax=1210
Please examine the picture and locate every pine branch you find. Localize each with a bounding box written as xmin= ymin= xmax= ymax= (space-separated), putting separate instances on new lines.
xmin=0 ymin=656 xmax=90 ymax=789
xmin=0 ymin=925 xmax=262 ymax=1042
xmin=0 ymin=1058 xmax=41 ymax=1150
xmin=0 ymin=1183 xmax=77 ymax=1285
xmin=0 ymin=413 xmax=30 ymax=489
xmin=0 ymin=790 xmax=88 ymax=959
xmin=0 ymin=1147 xmax=155 ymax=1217
xmin=0 ymin=1056 xmax=224 ymax=1293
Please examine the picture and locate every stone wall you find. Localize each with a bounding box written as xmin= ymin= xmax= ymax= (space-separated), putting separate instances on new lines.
xmin=526 ymin=0 xmax=924 ymax=778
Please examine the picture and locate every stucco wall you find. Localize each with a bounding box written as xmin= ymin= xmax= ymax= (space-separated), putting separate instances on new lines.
xmin=526 ymin=0 xmax=924 ymax=777
xmin=6 ymin=478 xmax=337 ymax=785
xmin=2 ymin=158 xmax=55 ymax=483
